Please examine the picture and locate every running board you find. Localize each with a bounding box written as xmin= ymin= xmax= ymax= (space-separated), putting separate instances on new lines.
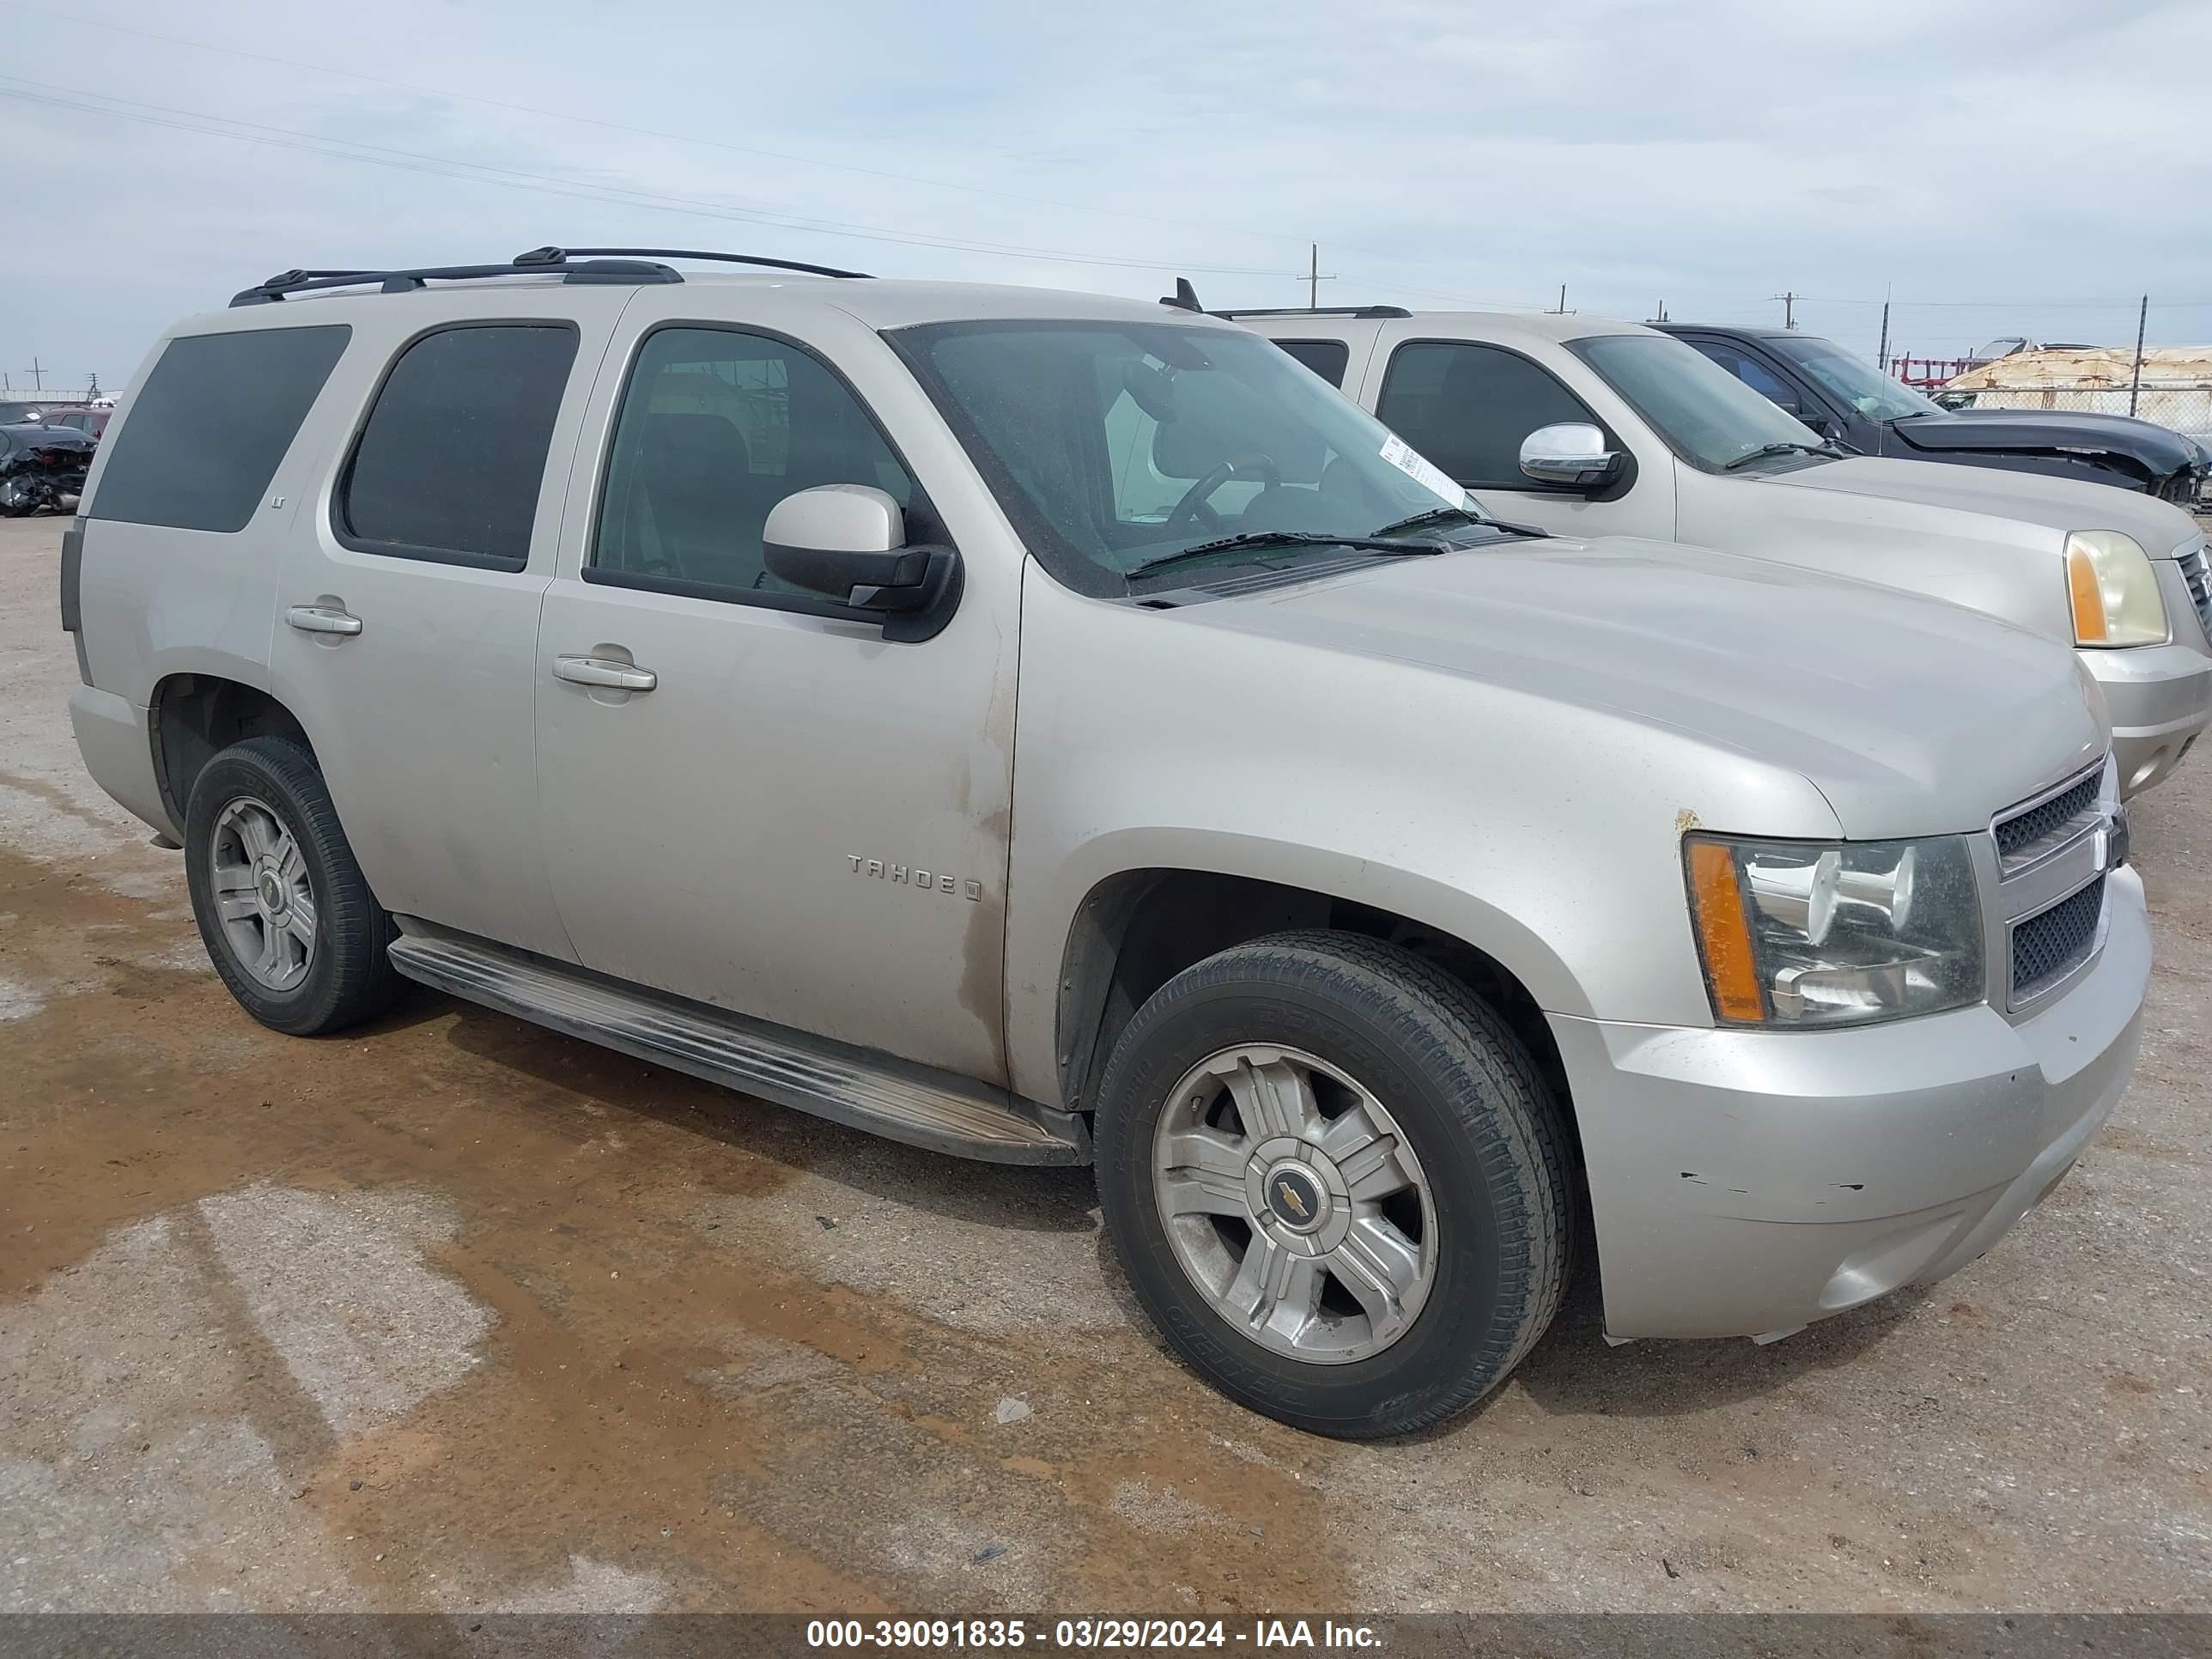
xmin=387 ymin=924 xmax=1088 ymax=1166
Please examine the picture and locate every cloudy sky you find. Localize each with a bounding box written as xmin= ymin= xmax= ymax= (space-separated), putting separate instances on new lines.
xmin=4 ymin=0 xmax=2209 ymax=397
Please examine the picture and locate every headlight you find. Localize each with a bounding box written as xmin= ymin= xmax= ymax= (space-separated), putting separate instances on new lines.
xmin=1684 ymin=834 xmax=1984 ymax=1027
xmin=2066 ymin=531 xmax=2166 ymax=646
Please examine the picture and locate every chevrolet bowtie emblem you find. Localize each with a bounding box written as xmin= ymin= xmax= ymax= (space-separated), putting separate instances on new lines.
xmin=1276 ymin=1181 xmax=1310 ymax=1218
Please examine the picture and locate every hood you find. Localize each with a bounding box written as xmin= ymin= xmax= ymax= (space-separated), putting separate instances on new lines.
xmin=1768 ymin=455 xmax=2203 ymax=556
xmin=1190 ymin=535 xmax=2105 ymax=840
xmin=1890 ymin=406 xmax=2208 ymax=478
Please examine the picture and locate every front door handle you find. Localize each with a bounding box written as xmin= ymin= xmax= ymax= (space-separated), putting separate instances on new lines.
xmin=553 ymin=655 xmax=658 ymax=692
xmin=285 ymin=604 xmax=362 ymax=636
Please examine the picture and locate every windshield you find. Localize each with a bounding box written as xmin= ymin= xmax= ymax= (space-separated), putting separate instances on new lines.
xmin=1572 ymin=332 xmax=1835 ymax=472
xmin=1776 ymin=337 xmax=1943 ymax=422
xmin=892 ymin=319 xmax=1485 ymax=594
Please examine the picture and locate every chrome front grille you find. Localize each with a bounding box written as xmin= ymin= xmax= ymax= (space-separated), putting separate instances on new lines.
xmin=2180 ymin=543 xmax=2212 ymax=638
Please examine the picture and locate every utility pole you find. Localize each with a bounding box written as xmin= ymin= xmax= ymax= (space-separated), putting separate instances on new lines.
xmin=1304 ymin=244 xmax=1336 ymax=309
xmin=1652 ymin=299 xmax=1668 ymax=323
xmin=1551 ymin=283 xmax=1569 ymax=313
xmin=86 ymin=373 xmax=101 ymax=399
xmin=1771 ymin=293 xmax=1799 ymax=329
xmin=1877 ymin=301 xmax=1891 ymax=374
xmin=21 ymin=357 xmax=45 ymax=392
xmin=2129 ymin=295 xmax=2148 ymax=417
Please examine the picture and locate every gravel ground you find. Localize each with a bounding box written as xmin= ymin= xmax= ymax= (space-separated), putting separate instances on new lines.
xmin=2 ymin=512 xmax=2208 ymax=1614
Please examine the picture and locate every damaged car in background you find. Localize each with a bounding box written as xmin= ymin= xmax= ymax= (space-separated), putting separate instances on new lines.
xmin=0 ymin=422 xmax=94 ymax=516
xmin=1659 ymin=325 xmax=2212 ymax=507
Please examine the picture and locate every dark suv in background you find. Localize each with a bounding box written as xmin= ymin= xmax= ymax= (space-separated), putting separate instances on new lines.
xmin=1661 ymin=323 xmax=2210 ymax=507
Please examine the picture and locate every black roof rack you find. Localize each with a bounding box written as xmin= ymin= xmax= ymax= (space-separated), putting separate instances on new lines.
xmin=232 ymin=255 xmax=683 ymax=307
xmin=228 ymin=245 xmax=873 ymax=307
xmin=517 ymin=246 xmax=872 ymax=279
xmin=1211 ymin=305 xmax=1411 ymax=319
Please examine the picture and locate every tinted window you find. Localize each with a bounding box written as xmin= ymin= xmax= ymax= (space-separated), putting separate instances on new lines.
xmin=592 ymin=326 xmax=911 ymax=600
xmin=338 ymin=324 xmax=578 ymax=568
xmin=1274 ymin=338 xmax=1351 ymax=387
xmin=1375 ymin=342 xmax=1602 ymax=487
xmin=88 ymin=325 xmax=349 ymax=532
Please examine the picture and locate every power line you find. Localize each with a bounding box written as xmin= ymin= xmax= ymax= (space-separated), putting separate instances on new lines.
xmin=2 ymin=0 xmax=1553 ymax=295
xmin=3 ymin=1 xmax=1313 ymax=248
xmin=0 ymin=78 xmax=1296 ymax=278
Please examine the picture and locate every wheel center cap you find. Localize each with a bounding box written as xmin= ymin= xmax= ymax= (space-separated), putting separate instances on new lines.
xmin=257 ymin=868 xmax=285 ymax=915
xmin=1264 ymin=1164 xmax=1330 ymax=1235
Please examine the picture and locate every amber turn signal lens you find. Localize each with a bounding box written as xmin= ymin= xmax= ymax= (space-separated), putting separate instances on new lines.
xmin=1686 ymin=838 xmax=1765 ymax=1023
xmin=2066 ymin=544 xmax=2108 ymax=644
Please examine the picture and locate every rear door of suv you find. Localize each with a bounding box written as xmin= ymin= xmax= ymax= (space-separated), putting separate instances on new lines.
xmin=266 ymin=289 xmax=630 ymax=962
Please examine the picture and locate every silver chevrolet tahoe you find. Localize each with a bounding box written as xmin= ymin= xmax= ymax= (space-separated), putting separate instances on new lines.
xmin=63 ymin=249 xmax=2148 ymax=1438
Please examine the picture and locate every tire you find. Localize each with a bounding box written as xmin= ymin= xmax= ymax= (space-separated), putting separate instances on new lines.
xmin=183 ymin=736 xmax=407 ymax=1036
xmin=1094 ymin=931 xmax=1572 ymax=1438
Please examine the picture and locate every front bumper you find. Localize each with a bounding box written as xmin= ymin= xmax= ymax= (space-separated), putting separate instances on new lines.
xmin=1549 ymin=865 xmax=2149 ymax=1341
xmin=2080 ymin=637 xmax=2212 ymax=796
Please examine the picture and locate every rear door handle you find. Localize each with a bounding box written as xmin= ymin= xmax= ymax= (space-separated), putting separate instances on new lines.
xmin=285 ymin=604 xmax=362 ymax=635
xmin=553 ymin=655 xmax=657 ymax=692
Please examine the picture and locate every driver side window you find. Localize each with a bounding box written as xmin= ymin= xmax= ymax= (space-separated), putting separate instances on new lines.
xmin=591 ymin=325 xmax=912 ymax=602
xmin=1375 ymin=342 xmax=1603 ymax=489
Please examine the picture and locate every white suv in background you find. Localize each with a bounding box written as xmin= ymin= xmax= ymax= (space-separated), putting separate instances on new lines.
xmin=1244 ymin=307 xmax=2212 ymax=796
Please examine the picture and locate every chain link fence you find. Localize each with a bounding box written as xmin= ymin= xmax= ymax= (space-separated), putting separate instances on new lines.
xmin=1948 ymin=381 xmax=2212 ymax=449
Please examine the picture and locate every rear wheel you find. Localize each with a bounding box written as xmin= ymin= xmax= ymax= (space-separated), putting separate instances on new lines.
xmin=1095 ymin=931 xmax=1572 ymax=1438
xmin=183 ymin=737 xmax=407 ymax=1036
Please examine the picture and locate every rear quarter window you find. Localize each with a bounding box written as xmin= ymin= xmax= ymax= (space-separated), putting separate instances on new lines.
xmin=88 ymin=325 xmax=351 ymax=532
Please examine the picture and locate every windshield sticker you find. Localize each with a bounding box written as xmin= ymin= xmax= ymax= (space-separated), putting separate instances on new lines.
xmin=1379 ymin=434 xmax=1473 ymax=508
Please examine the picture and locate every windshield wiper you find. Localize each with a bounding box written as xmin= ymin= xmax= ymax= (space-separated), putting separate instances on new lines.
xmin=1372 ymin=503 xmax=1548 ymax=541
xmin=1722 ymin=440 xmax=1849 ymax=471
xmin=1370 ymin=504 xmax=1490 ymax=538
xmin=1126 ymin=531 xmax=1443 ymax=582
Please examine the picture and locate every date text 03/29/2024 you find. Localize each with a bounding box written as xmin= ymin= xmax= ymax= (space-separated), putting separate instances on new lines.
xmin=805 ymin=1620 xmax=1382 ymax=1650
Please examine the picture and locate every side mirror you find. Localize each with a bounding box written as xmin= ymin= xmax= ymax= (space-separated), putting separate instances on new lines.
xmin=762 ymin=485 xmax=958 ymax=626
xmin=1519 ymin=422 xmax=1626 ymax=490
xmin=1796 ymin=411 xmax=1838 ymax=441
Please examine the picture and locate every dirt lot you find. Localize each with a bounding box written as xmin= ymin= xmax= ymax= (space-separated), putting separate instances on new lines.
xmin=3 ymin=512 xmax=2209 ymax=1615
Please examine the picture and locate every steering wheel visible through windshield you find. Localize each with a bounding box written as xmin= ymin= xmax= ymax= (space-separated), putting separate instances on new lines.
xmin=890 ymin=319 xmax=1486 ymax=595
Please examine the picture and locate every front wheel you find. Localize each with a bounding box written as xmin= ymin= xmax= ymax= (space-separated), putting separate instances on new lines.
xmin=1094 ymin=932 xmax=1573 ymax=1438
